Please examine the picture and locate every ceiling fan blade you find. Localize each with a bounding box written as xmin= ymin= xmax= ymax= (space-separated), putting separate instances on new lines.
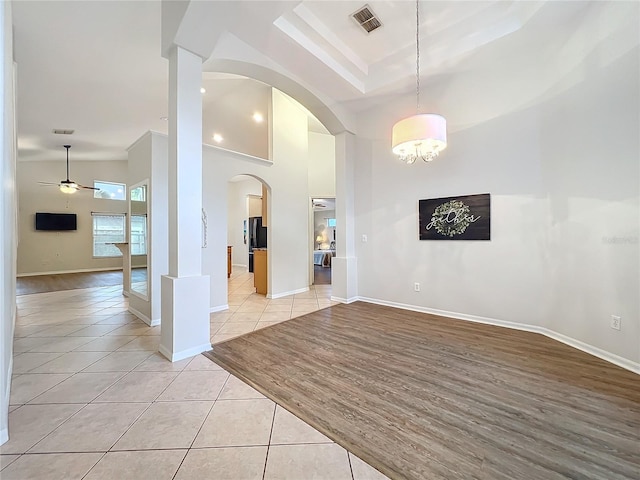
xmin=38 ymin=181 xmax=61 ymax=186
xmin=78 ymin=185 xmax=100 ymax=190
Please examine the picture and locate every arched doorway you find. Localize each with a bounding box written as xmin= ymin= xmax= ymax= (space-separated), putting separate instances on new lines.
xmin=226 ymin=174 xmax=269 ymax=297
xmin=199 ymin=67 xmax=354 ymax=308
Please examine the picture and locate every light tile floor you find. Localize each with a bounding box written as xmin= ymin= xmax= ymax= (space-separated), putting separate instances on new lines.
xmin=2 ymin=269 xmax=389 ymax=480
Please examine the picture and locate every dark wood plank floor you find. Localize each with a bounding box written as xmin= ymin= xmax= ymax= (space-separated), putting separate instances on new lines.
xmin=16 ymin=270 xmax=124 ymax=295
xmin=313 ymin=265 xmax=331 ymax=285
xmin=205 ymin=302 xmax=640 ymax=480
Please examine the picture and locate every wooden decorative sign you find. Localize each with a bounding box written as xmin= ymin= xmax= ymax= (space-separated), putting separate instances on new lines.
xmin=419 ymin=194 xmax=491 ymax=240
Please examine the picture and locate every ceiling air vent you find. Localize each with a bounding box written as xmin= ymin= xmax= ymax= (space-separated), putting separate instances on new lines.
xmin=52 ymin=129 xmax=75 ymax=135
xmin=351 ymin=4 xmax=382 ymax=34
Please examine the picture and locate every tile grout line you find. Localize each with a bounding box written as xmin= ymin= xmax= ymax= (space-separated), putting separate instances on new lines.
xmin=347 ymin=450 xmax=355 ymax=480
xmin=79 ymin=451 xmax=108 ymax=480
xmin=185 ymin=366 xmax=229 ymax=450
xmin=262 ymin=401 xmax=278 ymax=480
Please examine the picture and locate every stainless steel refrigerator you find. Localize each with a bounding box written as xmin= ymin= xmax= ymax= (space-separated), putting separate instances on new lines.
xmin=248 ymin=216 xmax=267 ymax=272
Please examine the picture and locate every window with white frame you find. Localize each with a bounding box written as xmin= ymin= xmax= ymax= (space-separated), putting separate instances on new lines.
xmin=94 ymin=181 xmax=126 ymax=200
xmin=130 ymin=186 xmax=146 ymax=202
xmin=92 ymin=214 xmax=126 ymax=257
xmin=130 ymin=215 xmax=147 ymax=255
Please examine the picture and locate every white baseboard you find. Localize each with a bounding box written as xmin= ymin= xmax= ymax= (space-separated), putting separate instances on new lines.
xmin=1 ymin=359 xmax=12 ymax=446
xmin=210 ymin=304 xmax=229 ymax=313
xmin=232 ymin=263 xmax=247 ymax=268
xmin=268 ymin=286 xmax=309 ymax=299
xmin=358 ymin=297 xmax=539 ymax=333
xmin=357 ymin=297 xmax=640 ymax=375
xmin=17 ymin=267 xmax=122 ymax=277
xmin=128 ymin=306 xmax=159 ymax=327
xmin=2 ymin=312 xmax=15 ymax=446
xmin=159 ymin=342 xmax=212 ymax=362
xmin=542 ymin=329 xmax=640 ymax=375
xmin=331 ymin=295 xmax=359 ymax=304
xmin=1 ymin=379 xmax=10 ymax=446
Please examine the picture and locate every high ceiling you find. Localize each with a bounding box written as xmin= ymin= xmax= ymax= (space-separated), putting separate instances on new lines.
xmin=11 ymin=0 xmax=617 ymax=163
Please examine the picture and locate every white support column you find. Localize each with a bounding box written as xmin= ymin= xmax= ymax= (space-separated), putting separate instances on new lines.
xmin=332 ymin=132 xmax=358 ymax=303
xmin=159 ymin=46 xmax=211 ymax=362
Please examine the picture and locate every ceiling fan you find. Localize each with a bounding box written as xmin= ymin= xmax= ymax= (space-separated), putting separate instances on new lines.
xmin=38 ymin=145 xmax=100 ymax=194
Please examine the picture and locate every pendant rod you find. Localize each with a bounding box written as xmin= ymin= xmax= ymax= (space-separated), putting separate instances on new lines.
xmin=65 ymin=145 xmax=71 ymax=181
xmin=416 ymin=0 xmax=420 ymax=113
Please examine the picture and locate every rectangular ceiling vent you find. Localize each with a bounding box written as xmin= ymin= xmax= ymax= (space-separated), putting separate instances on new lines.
xmin=351 ymin=5 xmax=382 ymax=34
xmin=52 ymin=129 xmax=75 ymax=135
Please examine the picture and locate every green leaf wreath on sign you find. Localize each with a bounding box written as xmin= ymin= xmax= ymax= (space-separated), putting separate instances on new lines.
xmin=429 ymin=199 xmax=476 ymax=237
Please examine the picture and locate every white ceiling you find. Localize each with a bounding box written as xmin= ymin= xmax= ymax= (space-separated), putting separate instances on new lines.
xmin=11 ymin=0 xmax=618 ymax=164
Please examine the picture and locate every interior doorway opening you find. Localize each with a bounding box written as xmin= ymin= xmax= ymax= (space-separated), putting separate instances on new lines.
xmin=312 ymin=197 xmax=335 ymax=285
xmin=228 ymin=175 xmax=269 ymax=296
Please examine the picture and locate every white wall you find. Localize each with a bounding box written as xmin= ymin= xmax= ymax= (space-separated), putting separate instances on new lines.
xmin=127 ymin=132 xmax=169 ymax=325
xmin=353 ymin=5 xmax=639 ymax=369
xmin=227 ymin=176 xmax=262 ymax=268
xmin=308 ymin=131 xmax=335 ymax=198
xmin=16 ymin=159 xmax=128 ymax=275
xmin=266 ymin=90 xmax=310 ymax=297
xmin=0 ymin=0 xmax=16 ymax=445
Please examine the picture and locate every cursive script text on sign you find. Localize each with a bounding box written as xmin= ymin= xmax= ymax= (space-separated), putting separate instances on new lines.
xmin=426 ymin=207 xmax=481 ymax=230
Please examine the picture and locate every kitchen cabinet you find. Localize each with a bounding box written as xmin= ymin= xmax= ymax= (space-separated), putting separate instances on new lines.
xmin=253 ymin=248 xmax=267 ymax=295
xmin=248 ymin=195 xmax=262 ymax=217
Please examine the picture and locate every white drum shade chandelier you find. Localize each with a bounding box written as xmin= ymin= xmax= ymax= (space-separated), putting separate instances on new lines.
xmin=392 ymin=0 xmax=447 ymax=164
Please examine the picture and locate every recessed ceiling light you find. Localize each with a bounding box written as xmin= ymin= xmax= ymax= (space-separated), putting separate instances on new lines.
xmin=213 ymin=133 xmax=223 ymax=143
xmin=253 ymin=112 xmax=264 ymax=123
xmin=200 ymin=87 xmax=206 ymax=94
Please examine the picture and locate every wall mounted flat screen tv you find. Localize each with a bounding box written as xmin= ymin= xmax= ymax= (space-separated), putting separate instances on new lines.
xmin=35 ymin=213 xmax=77 ymax=231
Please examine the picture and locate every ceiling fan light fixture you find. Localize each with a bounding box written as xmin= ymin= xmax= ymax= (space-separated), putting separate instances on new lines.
xmin=38 ymin=145 xmax=99 ymax=193
xmin=59 ymin=183 xmax=78 ymax=194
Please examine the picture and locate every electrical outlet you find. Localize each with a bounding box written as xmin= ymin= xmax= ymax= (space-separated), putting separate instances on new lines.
xmin=414 ymin=282 xmax=420 ymax=292
xmin=611 ymin=315 xmax=621 ymax=330
xmin=361 ymin=234 xmax=368 ymax=243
